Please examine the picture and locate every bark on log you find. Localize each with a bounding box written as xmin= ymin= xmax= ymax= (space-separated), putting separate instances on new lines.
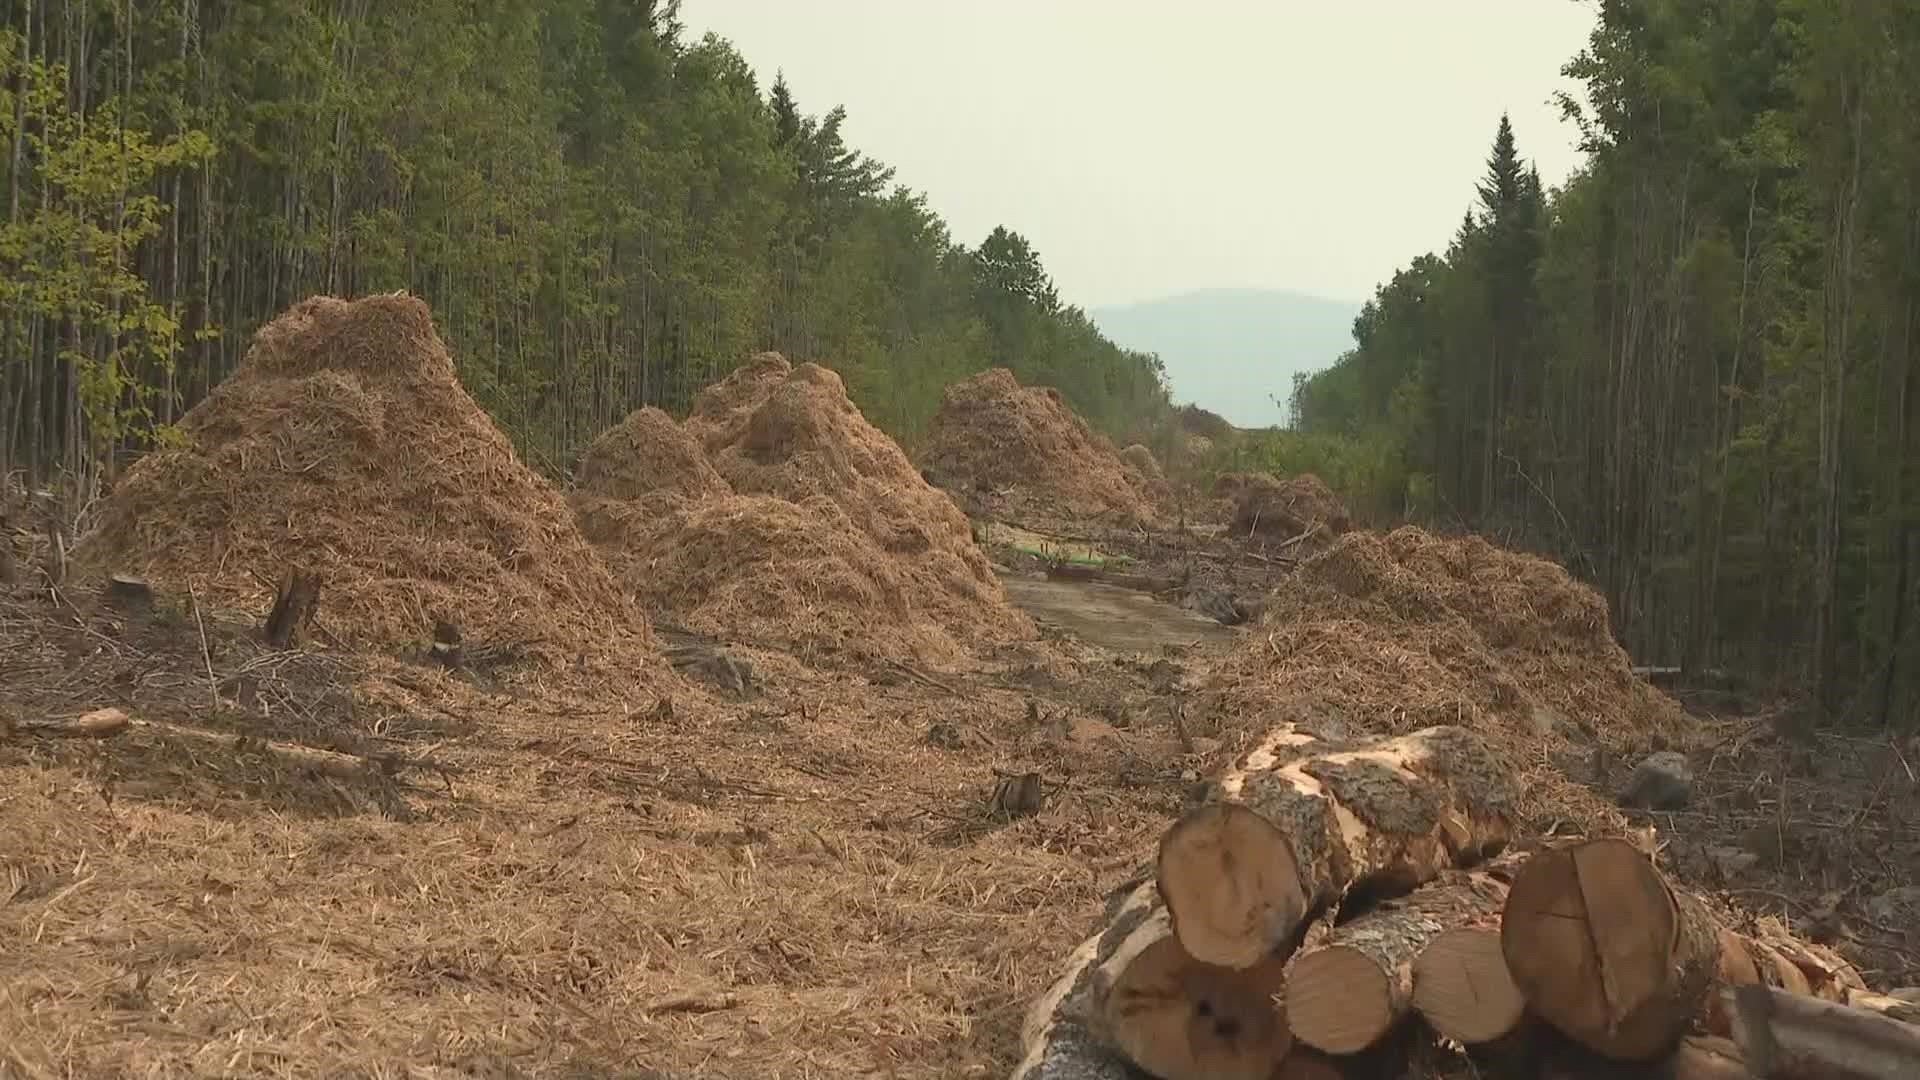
xmin=1843 ymin=990 xmax=1920 ymax=1027
xmin=1726 ymin=983 xmax=1920 ymax=1080
xmin=1289 ymin=863 xmax=1513 ymax=1053
xmin=1705 ymin=920 xmax=1865 ymax=1036
xmin=1158 ymin=723 xmax=1516 ymax=970
xmin=1501 ymin=837 xmax=1724 ymax=1061
xmin=1014 ymin=880 xmax=1291 ymax=1080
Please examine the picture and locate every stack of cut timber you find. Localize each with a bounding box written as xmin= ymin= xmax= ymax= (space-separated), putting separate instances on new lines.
xmin=1017 ymin=721 xmax=1920 ymax=1080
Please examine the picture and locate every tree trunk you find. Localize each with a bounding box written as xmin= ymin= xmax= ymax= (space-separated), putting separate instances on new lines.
xmin=1288 ymin=861 xmax=1514 ymax=1054
xmin=1157 ymin=723 xmax=1516 ymax=969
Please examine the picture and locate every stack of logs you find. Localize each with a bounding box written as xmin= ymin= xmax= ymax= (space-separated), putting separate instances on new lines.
xmin=1015 ymin=722 xmax=1920 ymax=1080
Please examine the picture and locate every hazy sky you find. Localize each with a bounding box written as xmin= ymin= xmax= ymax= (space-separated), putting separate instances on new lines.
xmin=679 ymin=1 xmax=1596 ymax=309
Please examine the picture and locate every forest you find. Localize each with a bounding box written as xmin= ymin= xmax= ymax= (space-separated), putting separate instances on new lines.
xmin=1288 ymin=0 xmax=1919 ymax=727
xmin=0 ymin=0 xmax=1172 ymax=486
xmin=6 ymin=0 xmax=1915 ymax=729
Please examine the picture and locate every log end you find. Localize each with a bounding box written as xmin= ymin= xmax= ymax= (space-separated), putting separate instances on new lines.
xmin=1412 ymin=926 xmax=1526 ymax=1045
xmin=1287 ymin=943 xmax=1399 ymax=1054
xmin=1157 ymin=802 xmax=1308 ymax=970
xmin=1502 ymin=837 xmax=1717 ymax=1061
xmin=1099 ymin=933 xmax=1291 ymax=1080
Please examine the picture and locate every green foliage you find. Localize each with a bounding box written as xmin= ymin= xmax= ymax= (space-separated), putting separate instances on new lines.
xmin=0 ymin=4 xmax=1169 ymax=490
xmin=1291 ymin=0 xmax=1920 ymax=724
xmin=0 ymin=30 xmax=214 ymax=479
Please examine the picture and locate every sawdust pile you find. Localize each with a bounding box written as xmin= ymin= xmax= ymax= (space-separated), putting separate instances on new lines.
xmin=576 ymin=406 xmax=727 ymax=503
xmin=1221 ymin=471 xmax=1351 ymax=538
xmin=576 ymin=354 xmax=1032 ymax=664
xmin=1201 ymin=525 xmax=1685 ymax=828
xmin=77 ymin=294 xmax=644 ymax=666
xmin=920 ymin=368 xmax=1159 ymax=523
xmin=1118 ymin=444 xmax=1174 ymax=507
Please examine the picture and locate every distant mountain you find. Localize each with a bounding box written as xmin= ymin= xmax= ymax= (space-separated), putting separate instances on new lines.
xmin=1091 ymin=288 xmax=1361 ymax=429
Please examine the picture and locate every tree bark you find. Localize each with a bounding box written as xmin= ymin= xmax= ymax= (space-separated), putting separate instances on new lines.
xmin=1287 ymin=862 xmax=1513 ymax=1054
xmin=263 ymin=570 xmax=321 ymax=648
xmin=1158 ymin=723 xmax=1516 ymax=970
xmin=1727 ymin=984 xmax=1920 ymax=1080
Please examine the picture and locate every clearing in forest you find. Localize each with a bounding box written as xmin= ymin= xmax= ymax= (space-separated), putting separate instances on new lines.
xmin=3 ymin=312 xmax=1914 ymax=1080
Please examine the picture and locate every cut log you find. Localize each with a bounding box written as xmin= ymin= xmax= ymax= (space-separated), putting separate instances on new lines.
xmin=1409 ymin=863 xmax=1526 ymax=1046
xmin=1726 ymin=983 xmax=1920 ymax=1080
xmin=1015 ymin=880 xmax=1292 ymax=1080
xmin=1011 ymin=925 xmax=1136 ymax=1080
xmin=263 ymin=570 xmax=321 ymax=648
xmin=23 ymin=707 xmax=132 ymax=739
xmin=1501 ymin=837 xmax=1722 ymax=1061
xmin=1289 ymin=862 xmax=1513 ymax=1053
xmin=1158 ymin=723 xmax=1516 ymax=969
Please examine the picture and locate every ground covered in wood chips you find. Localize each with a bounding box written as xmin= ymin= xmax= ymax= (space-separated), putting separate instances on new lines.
xmin=6 ymin=309 xmax=1916 ymax=1079
xmin=0 ymin=572 xmax=1201 ymax=1079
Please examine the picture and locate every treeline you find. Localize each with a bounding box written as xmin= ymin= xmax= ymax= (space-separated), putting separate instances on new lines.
xmin=1290 ymin=0 xmax=1919 ymax=725
xmin=0 ymin=0 xmax=1171 ymax=489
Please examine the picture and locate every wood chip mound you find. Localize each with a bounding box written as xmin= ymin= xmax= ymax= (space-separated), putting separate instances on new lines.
xmin=76 ymin=293 xmax=649 ymax=670
xmin=575 ymin=354 xmax=1033 ymax=665
xmin=1200 ymin=525 xmax=1686 ymax=830
xmin=1221 ymin=472 xmax=1351 ymax=539
xmin=919 ymin=368 xmax=1161 ymax=523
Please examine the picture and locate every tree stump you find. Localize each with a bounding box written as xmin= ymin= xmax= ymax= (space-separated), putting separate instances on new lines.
xmin=106 ymin=573 xmax=154 ymax=605
xmin=263 ymin=570 xmax=321 ymax=648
